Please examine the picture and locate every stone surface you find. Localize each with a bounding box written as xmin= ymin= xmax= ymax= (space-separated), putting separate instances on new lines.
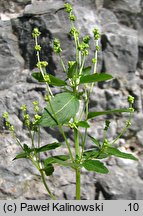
xmin=103 ymin=0 xmax=142 ymax=13
xmin=0 ymin=0 xmax=143 ymax=200
xmin=101 ymin=24 xmax=138 ymax=80
xmin=0 ymin=21 xmax=24 ymax=90
xmin=95 ymin=159 xmax=143 ymax=200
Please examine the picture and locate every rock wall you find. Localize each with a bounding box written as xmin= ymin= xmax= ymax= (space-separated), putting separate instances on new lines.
xmin=0 ymin=0 xmax=143 ymax=200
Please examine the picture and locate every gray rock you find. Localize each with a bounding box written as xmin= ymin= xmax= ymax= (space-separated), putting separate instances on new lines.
xmin=137 ymin=130 xmax=143 ymax=146
xmin=95 ymin=162 xmax=143 ymax=199
xmin=103 ymin=0 xmax=142 ymax=13
xmin=101 ymin=24 xmax=138 ymax=82
xmin=0 ymin=20 xmax=24 ymax=90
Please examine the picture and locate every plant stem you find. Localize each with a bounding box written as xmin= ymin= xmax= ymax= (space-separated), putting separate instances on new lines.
xmin=35 ymin=36 xmax=53 ymax=98
xmin=40 ymin=169 xmax=56 ymax=200
xmin=74 ymin=127 xmax=81 ymax=200
xmin=59 ymin=125 xmax=74 ymax=162
xmin=89 ymin=40 xmax=98 ymax=94
xmin=30 ymin=156 xmax=56 ymax=200
xmin=59 ymin=54 xmax=67 ymax=73
xmin=76 ymin=168 xmax=80 ymax=200
xmin=74 ymin=128 xmax=80 ymax=158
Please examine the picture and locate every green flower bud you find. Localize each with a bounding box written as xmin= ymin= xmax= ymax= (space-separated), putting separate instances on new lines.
xmin=6 ymin=121 xmax=10 ymax=127
xmin=93 ymin=28 xmax=99 ymax=35
xmin=93 ymin=28 xmax=100 ymax=40
xmin=53 ymin=38 xmax=62 ymax=54
xmin=24 ymin=114 xmax=30 ymax=127
xmin=69 ymin=14 xmax=76 ymax=21
xmin=96 ymin=45 xmax=100 ymax=51
xmin=44 ymin=74 xmax=51 ymax=83
xmin=128 ymin=95 xmax=135 ymax=104
xmin=34 ymin=45 xmax=41 ymax=51
xmin=83 ymin=35 xmax=90 ymax=44
xmin=126 ymin=120 xmax=131 ymax=127
xmin=82 ymin=49 xmax=89 ymax=56
xmin=104 ymin=139 xmax=109 ymax=147
xmin=10 ymin=125 xmax=15 ymax=132
xmin=104 ymin=120 xmax=111 ymax=131
xmin=92 ymin=58 xmax=97 ymax=64
xmin=34 ymin=114 xmax=41 ymax=120
xmin=44 ymin=95 xmax=50 ymax=102
xmin=69 ymin=27 xmax=79 ymax=37
xmin=2 ymin=112 xmax=9 ymax=119
xmin=36 ymin=61 xmax=48 ymax=68
xmin=33 ymin=114 xmax=41 ymax=125
xmin=33 ymin=101 xmax=39 ymax=113
xmin=78 ymin=42 xmax=89 ymax=51
xmin=68 ymin=61 xmax=76 ymax=68
xmin=94 ymin=34 xmax=100 ymax=40
xmin=129 ymin=107 xmax=134 ymax=112
xmin=20 ymin=104 xmax=27 ymax=112
xmin=32 ymin=28 xmax=41 ymax=38
xmin=64 ymin=3 xmax=73 ymax=13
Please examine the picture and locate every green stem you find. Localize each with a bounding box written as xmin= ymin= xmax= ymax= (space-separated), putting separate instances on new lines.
xmin=111 ymin=126 xmax=128 ymax=145
xmin=74 ymin=127 xmax=81 ymax=200
xmin=59 ymin=125 xmax=74 ymax=162
xmin=30 ymin=157 xmax=56 ymax=200
xmin=76 ymin=168 xmax=81 ymax=200
xmin=35 ymin=36 xmax=53 ymax=98
xmin=39 ymin=169 xmax=56 ymax=200
xmin=37 ymin=126 xmax=41 ymax=161
xmin=89 ymin=40 xmax=99 ymax=94
xmin=93 ymin=40 xmax=98 ymax=74
xmin=111 ymin=109 xmax=133 ymax=145
xmin=74 ymin=128 xmax=80 ymax=158
xmin=59 ymin=54 xmax=67 ymax=73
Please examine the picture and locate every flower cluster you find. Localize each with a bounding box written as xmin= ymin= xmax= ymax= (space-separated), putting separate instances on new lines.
xmin=69 ymin=14 xmax=76 ymax=22
xmin=64 ymin=3 xmax=73 ymax=13
xmin=53 ymin=38 xmax=62 ymax=54
xmin=104 ymin=120 xmax=111 ymax=131
xmin=32 ymin=28 xmax=41 ymax=38
xmin=93 ymin=28 xmax=100 ymax=40
xmin=69 ymin=27 xmax=79 ymax=38
xmin=128 ymin=95 xmax=135 ymax=104
xmin=35 ymin=45 xmax=41 ymax=51
xmin=2 ymin=112 xmax=15 ymax=136
xmin=33 ymin=101 xmax=40 ymax=113
xmin=21 ymin=105 xmax=30 ymax=127
xmin=36 ymin=61 xmax=48 ymax=69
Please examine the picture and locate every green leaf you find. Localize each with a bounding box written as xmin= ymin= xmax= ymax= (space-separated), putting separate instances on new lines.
xmin=83 ymin=159 xmax=109 ymax=174
xmin=80 ymin=73 xmax=113 ymax=84
xmin=83 ymin=149 xmax=109 ymax=160
xmin=32 ymin=72 xmax=67 ymax=86
xmin=49 ymin=74 xmax=67 ymax=86
xmin=88 ymin=134 xmax=100 ymax=147
xmin=32 ymin=72 xmax=44 ymax=82
xmin=83 ymin=149 xmax=99 ymax=159
xmin=43 ymin=164 xmax=54 ymax=176
xmin=67 ymin=62 xmax=77 ymax=78
xmin=44 ymin=155 xmax=70 ymax=165
xmin=38 ymin=92 xmax=79 ymax=127
xmin=23 ymin=144 xmax=32 ymax=153
xmin=82 ymin=66 xmax=91 ymax=75
xmin=88 ymin=108 xmax=132 ymax=119
xmin=35 ymin=142 xmax=62 ymax=153
xmin=13 ymin=152 xmax=29 ymax=160
xmin=44 ymin=155 xmax=75 ymax=168
xmin=105 ymin=147 xmax=138 ymax=160
xmin=76 ymin=121 xmax=90 ymax=128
